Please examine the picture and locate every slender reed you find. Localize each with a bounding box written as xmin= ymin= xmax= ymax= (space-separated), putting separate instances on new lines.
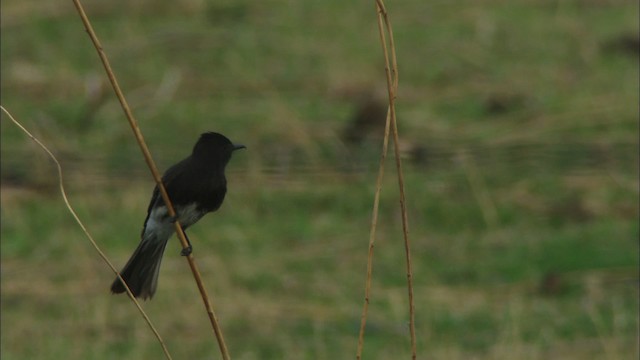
xmin=68 ymin=1 xmax=230 ymax=358
xmin=373 ymin=1 xmax=417 ymax=357
xmin=356 ymin=99 xmax=393 ymax=360
xmin=357 ymin=0 xmax=417 ymax=358
xmin=1 ymin=106 xmax=173 ymax=359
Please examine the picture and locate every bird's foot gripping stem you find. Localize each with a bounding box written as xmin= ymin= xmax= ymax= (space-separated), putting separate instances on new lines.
xmin=180 ymin=232 xmax=193 ymax=256
xmin=180 ymin=245 xmax=192 ymax=256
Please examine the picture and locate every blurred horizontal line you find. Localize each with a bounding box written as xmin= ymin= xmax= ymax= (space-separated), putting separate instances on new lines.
xmin=1 ymin=141 xmax=637 ymax=188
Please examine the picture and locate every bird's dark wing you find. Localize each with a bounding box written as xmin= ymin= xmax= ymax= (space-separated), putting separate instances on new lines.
xmin=140 ymin=158 xmax=190 ymax=237
xmin=145 ymin=187 xmax=161 ymax=217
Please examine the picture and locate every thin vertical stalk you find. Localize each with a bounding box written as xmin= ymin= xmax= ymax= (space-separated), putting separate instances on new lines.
xmin=69 ymin=2 xmax=230 ymax=358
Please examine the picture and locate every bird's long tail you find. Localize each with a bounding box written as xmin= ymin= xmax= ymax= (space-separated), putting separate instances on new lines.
xmin=110 ymin=234 xmax=169 ymax=300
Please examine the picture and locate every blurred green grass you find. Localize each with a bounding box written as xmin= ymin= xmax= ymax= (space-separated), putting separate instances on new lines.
xmin=1 ymin=0 xmax=638 ymax=359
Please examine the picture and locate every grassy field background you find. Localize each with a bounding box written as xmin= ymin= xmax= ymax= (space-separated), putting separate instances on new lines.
xmin=1 ymin=0 xmax=638 ymax=359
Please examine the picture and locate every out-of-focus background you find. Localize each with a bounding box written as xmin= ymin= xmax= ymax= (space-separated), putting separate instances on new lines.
xmin=1 ymin=0 xmax=638 ymax=359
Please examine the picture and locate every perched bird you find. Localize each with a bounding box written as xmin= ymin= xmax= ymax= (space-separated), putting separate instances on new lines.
xmin=110 ymin=132 xmax=245 ymax=299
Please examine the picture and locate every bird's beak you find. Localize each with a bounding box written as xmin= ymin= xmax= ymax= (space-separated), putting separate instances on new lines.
xmin=233 ymin=144 xmax=246 ymax=151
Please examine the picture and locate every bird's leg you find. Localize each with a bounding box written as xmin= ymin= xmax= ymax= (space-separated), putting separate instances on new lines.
xmin=180 ymin=231 xmax=193 ymax=256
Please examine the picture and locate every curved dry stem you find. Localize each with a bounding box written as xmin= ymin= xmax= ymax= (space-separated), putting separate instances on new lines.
xmin=1 ymin=106 xmax=173 ymax=360
xmin=68 ymin=1 xmax=230 ymax=358
xmin=356 ymin=105 xmax=393 ymax=360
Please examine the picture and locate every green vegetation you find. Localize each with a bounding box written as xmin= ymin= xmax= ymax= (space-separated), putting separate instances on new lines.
xmin=1 ymin=0 xmax=638 ymax=359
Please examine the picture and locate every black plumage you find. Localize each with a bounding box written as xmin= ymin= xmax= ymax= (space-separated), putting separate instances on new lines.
xmin=110 ymin=132 xmax=245 ymax=299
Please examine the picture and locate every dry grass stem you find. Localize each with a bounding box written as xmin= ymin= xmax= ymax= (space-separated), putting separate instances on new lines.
xmin=356 ymin=102 xmax=393 ymax=359
xmin=1 ymin=106 xmax=173 ymax=360
xmin=357 ymin=0 xmax=417 ymax=358
xmin=375 ymin=1 xmax=417 ymax=357
xmin=69 ymin=1 xmax=230 ymax=358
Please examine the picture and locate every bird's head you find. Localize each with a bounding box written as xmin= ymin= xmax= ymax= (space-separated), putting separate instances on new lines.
xmin=192 ymin=132 xmax=245 ymax=164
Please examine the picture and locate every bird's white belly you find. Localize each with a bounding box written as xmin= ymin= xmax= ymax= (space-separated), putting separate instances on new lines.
xmin=175 ymin=202 xmax=205 ymax=227
xmin=143 ymin=203 xmax=204 ymax=241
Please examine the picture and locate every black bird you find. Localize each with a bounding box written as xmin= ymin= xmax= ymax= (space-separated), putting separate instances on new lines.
xmin=110 ymin=132 xmax=245 ymax=299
